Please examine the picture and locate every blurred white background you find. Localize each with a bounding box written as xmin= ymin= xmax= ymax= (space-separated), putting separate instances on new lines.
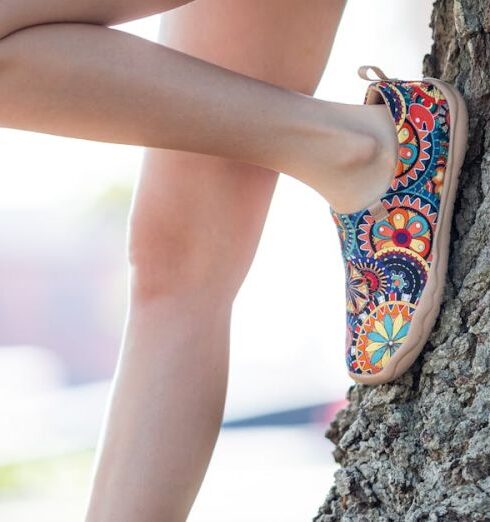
xmin=0 ymin=1 xmax=432 ymax=520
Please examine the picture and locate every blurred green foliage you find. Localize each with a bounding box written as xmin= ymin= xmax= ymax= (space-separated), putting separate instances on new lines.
xmin=0 ymin=450 xmax=94 ymax=495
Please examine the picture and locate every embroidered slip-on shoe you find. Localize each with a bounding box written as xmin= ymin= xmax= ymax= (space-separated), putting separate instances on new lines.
xmin=330 ymin=65 xmax=469 ymax=385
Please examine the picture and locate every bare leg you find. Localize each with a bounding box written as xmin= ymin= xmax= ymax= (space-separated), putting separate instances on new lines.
xmin=85 ymin=1 xmax=348 ymax=521
xmin=0 ymin=0 xmax=396 ymax=214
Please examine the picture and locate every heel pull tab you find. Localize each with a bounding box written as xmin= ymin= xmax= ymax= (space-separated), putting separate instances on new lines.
xmin=358 ymin=65 xmax=396 ymax=81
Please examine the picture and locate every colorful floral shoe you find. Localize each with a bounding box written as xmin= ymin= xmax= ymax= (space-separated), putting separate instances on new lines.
xmin=330 ymin=65 xmax=469 ymax=385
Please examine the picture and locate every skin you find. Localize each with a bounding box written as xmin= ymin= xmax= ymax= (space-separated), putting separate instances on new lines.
xmin=0 ymin=0 xmax=399 ymax=520
xmin=0 ymin=0 xmax=397 ymax=214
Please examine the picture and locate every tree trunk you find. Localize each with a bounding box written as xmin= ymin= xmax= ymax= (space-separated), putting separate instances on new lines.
xmin=314 ymin=1 xmax=490 ymax=520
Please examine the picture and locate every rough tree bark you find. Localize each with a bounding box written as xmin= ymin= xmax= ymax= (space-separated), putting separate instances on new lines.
xmin=314 ymin=1 xmax=490 ymax=520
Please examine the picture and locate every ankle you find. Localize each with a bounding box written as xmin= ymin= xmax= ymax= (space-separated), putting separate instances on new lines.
xmin=321 ymin=113 xmax=398 ymax=213
xmin=312 ymin=100 xmax=395 ymax=174
xmin=338 ymin=130 xmax=381 ymax=170
xmin=274 ymin=96 xmax=398 ymax=213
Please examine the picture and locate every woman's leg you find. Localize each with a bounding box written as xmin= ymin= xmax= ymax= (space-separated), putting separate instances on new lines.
xmin=85 ymin=1 xmax=347 ymax=521
xmin=0 ymin=0 xmax=396 ymax=214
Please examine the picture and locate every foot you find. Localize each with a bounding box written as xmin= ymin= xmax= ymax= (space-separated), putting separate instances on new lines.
xmin=329 ymin=65 xmax=468 ymax=384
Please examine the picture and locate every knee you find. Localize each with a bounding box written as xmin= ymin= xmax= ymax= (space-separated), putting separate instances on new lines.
xmin=0 ymin=11 xmax=68 ymax=44
xmin=127 ymin=210 xmax=242 ymax=305
xmin=0 ymin=1 xmax=196 ymax=43
xmin=0 ymin=12 xmax=27 ymax=43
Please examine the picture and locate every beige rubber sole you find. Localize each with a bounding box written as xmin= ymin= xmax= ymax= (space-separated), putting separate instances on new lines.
xmin=349 ymin=78 xmax=469 ymax=385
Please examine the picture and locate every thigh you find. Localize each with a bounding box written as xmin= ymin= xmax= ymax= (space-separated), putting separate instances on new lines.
xmin=0 ymin=0 xmax=193 ymax=39
xmin=129 ymin=0 xmax=346 ymax=298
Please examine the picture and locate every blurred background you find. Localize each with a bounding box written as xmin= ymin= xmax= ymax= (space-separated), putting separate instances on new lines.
xmin=0 ymin=1 xmax=432 ymax=520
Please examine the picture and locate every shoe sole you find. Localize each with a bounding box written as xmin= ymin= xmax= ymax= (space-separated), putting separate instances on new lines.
xmin=349 ymin=78 xmax=469 ymax=385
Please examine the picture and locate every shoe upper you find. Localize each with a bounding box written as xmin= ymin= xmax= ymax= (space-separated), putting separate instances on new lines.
xmin=330 ymin=77 xmax=450 ymax=376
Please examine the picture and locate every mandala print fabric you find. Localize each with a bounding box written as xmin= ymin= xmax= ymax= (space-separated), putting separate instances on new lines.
xmin=330 ymin=80 xmax=450 ymax=376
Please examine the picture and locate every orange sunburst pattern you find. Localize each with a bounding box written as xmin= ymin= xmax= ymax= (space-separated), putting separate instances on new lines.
xmin=353 ymin=300 xmax=416 ymax=373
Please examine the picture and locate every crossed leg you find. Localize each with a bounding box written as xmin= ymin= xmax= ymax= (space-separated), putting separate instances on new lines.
xmin=0 ymin=0 xmax=396 ymax=214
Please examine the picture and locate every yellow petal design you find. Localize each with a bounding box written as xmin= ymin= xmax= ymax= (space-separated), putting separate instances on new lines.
xmin=392 ymin=313 xmax=404 ymax=338
xmin=392 ymin=211 xmax=407 ymax=229
xmin=381 ymin=350 xmax=391 ymax=367
xmin=365 ymin=342 xmax=385 ymax=353
xmin=374 ymin=319 xmax=388 ymax=339
xmin=410 ymin=238 xmax=426 ymax=254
